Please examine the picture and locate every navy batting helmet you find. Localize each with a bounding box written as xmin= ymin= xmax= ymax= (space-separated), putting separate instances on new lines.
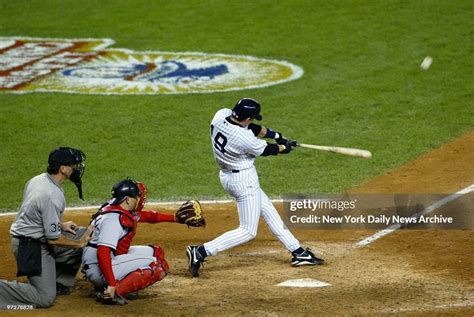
xmin=232 ymin=98 xmax=262 ymax=121
xmin=109 ymin=178 xmax=141 ymax=206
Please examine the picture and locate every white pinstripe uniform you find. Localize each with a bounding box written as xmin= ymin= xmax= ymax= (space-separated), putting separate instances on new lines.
xmin=203 ymin=108 xmax=301 ymax=256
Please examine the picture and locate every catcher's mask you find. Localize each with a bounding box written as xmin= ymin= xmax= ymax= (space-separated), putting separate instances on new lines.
xmin=136 ymin=182 xmax=148 ymax=212
xmin=109 ymin=178 xmax=141 ymax=208
xmin=48 ymin=147 xmax=86 ymax=200
xmin=232 ymin=98 xmax=262 ymax=121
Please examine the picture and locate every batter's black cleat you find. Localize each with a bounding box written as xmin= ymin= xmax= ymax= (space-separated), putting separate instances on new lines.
xmin=291 ymin=248 xmax=325 ymax=266
xmin=186 ymin=245 xmax=204 ymax=277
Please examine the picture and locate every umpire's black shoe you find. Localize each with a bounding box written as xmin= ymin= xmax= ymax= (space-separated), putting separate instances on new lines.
xmin=291 ymin=248 xmax=325 ymax=266
xmin=186 ymin=245 xmax=204 ymax=277
xmin=56 ymin=283 xmax=71 ymax=295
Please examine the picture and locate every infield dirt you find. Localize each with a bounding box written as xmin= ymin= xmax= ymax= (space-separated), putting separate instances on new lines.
xmin=0 ymin=131 xmax=472 ymax=316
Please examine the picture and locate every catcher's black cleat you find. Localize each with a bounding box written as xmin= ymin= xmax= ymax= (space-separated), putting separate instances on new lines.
xmin=291 ymin=248 xmax=325 ymax=266
xmin=186 ymin=245 xmax=204 ymax=277
xmin=96 ymin=290 xmax=128 ymax=305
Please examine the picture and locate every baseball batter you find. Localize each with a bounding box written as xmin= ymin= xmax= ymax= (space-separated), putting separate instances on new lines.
xmin=186 ymin=98 xmax=324 ymax=277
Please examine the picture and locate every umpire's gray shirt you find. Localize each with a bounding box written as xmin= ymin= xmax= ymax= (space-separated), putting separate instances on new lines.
xmin=10 ymin=173 xmax=65 ymax=241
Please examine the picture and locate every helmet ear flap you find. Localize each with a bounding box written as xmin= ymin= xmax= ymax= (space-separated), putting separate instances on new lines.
xmin=136 ymin=182 xmax=148 ymax=212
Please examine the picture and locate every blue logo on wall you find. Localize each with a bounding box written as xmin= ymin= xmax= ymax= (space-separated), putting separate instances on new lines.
xmin=62 ymin=61 xmax=229 ymax=83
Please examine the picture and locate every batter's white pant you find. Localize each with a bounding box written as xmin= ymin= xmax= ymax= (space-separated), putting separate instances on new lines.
xmin=204 ymin=167 xmax=300 ymax=256
xmin=83 ymin=245 xmax=156 ymax=288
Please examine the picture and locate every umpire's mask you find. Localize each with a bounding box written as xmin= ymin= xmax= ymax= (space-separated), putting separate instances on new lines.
xmin=48 ymin=147 xmax=87 ymax=200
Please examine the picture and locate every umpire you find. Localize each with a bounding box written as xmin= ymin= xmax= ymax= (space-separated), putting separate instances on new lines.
xmin=0 ymin=147 xmax=92 ymax=308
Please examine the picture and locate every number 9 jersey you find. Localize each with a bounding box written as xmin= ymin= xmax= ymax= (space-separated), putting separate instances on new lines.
xmin=210 ymin=108 xmax=267 ymax=171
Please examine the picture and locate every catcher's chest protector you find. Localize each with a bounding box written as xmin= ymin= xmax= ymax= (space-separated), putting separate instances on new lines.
xmin=96 ymin=205 xmax=139 ymax=255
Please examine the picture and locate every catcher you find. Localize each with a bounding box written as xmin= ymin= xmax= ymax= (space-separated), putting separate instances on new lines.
xmin=82 ymin=178 xmax=204 ymax=305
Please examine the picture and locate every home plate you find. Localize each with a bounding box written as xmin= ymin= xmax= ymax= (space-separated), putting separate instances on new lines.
xmin=277 ymin=278 xmax=331 ymax=288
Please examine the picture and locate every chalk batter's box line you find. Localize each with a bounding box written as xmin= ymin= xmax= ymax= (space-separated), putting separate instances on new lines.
xmin=0 ymin=198 xmax=259 ymax=217
xmin=354 ymin=184 xmax=474 ymax=248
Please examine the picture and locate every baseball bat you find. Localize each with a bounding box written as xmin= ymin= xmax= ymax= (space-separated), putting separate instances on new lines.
xmin=297 ymin=143 xmax=372 ymax=159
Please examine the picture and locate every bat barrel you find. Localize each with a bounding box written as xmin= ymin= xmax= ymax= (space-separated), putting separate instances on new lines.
xmin=298 ymin=143 xmax=372 ymax=159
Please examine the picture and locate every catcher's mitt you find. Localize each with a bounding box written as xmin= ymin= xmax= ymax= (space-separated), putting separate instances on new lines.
xmin=175 ymin=200 xmax=206 ymax=227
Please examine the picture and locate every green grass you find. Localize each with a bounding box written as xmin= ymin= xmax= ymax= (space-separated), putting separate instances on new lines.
xmin=0 ymin=0 xmax=473 ymax=211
